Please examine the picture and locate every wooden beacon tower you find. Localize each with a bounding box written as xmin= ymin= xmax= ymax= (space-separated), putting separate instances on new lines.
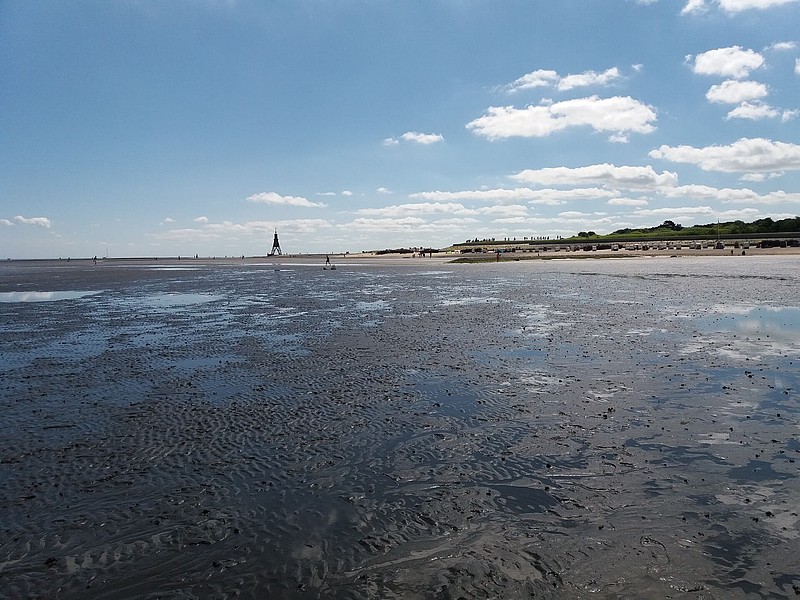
xmin=268 ymin=229 xmax=282 ymax=256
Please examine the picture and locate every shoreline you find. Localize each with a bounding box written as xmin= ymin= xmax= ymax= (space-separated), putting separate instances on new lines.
xmin=2 ymin=246 xmax=799 ymax=268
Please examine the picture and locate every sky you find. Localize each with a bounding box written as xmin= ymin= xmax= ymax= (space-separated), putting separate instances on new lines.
xmin=2 ymin=0 xmax=800 ymax=258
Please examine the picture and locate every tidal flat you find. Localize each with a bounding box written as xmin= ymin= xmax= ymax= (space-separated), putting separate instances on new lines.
xmin=1 ymin=256 xmax=799 ymax=599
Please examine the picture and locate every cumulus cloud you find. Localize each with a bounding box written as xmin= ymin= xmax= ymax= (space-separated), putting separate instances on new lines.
xmin=348 ymin=217 xmax=428 ymax=232
xmin=410 ymin=187 xmax=620 ymax=205
xmin=558 ymin=68 xmax=622 ymax=91
xmin=689 ymin=46 xmax=764 ymax=78
xmin=14 ymin=215 xmax=51 ymax=228
xmin=608 ymin=197 xmax=650 ymax=206
xmin=558 ymin=210 xmax=603 ymax=219
xmin=506 ymin=68 xmax=621 ymax=93
xmin=719 ymin=0 xmax=799 ymax=11
xmin=384 ymin=132 xmax=444 ymax=145
xmin=400 ymin=131 xmax=444 ymax=145
xmin=194 ymin=216 xmax=209 ymax=224
xmin=342 ymin=190 xmax=353 ymax=196
xmin=376 ymin=187 xmax=393 ymax=195
xmin=2 ymin=218 xmax=14 ymax=226
xmin=152 ymin=219 xmax=333 ymax=242
xmin=766 ymin=41 xmax=797 ymax=51
xmin=511 ymin=163 xmax=678 ymax=190
xmin=706 ymin=79 xmax=769 ymax=103
xmin=467 ymin=96 xmax=657 ymax=139
xmin=355 ymin=202 xmax=476 ymax=218
xmin=479 ymin=204 xmax=529 ymax=217
xmin=246 ymin=192 xmax=326 ymax=208
xmin=683 ymin=0 xmax=799 ymax=13
xmin=649 ymin=137 xmax=800 ymax=172
xmin=796 ymin=58 xmax=800 ymax=74
xmin=662 ymin=184 xmax=800 ymax=204
xmin=634 ymin=205 xmax=716 ymax=217
xmin=505 ymin=69 xmax=559 ymax=92
xmin=725 ymin=101 xmax=797 ymax=120
xmin=681 ymin=0 xmax=709 ymax=13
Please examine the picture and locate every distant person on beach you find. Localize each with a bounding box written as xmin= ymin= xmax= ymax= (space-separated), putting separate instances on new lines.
xmin=325 ymin=255 xmax=330 ymax=266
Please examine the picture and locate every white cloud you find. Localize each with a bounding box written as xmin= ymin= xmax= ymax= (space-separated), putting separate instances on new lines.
xmin=683 ymin=0 xmax=799 ymax=13
xmin=608 ymin=197 xmax=650 ymax=206
xmin=706 ymin=79 xmax=769 ymax=103
xmin=479 ymin=204 xmax=529 ymax=217
xmin=410 ymin=187 xmax=620 ymax=205
xmin=2 ymin=218 xmax=14 ymax=226
xmin=682 ymin=0 xmax=709 ymax=13
xmin=348 ymin=217 xmax=428 ymax=232
xmin=609 ymin=133 xmax=630 ymax=143
xmin=400 ymin=131 xmax=444 ymax=145
xmin=152 ymin=218 xmax=333 ymax=242
xmin=525 ymin=188 xmax=621 ymax=205
xmin=383 ymin=132 xmax=444 ymax=146
xmin=661 ymin=184 xmax=800 ymax=204
xmin=511 ymin=163 xmax=678 ymax=190
xmin=467 ymin=96 xmax=657 ymax=139
xmin=160 ymin=217 xmax=175 ymax=225
xmin=14 ymin=215 xmax=51 ymax=228
xmin=650 ymin=137 xmax=800 ymax=172
xmin=719 ymin=0 xmax=799 ymax=11
xmin=194 ymin=216 xmax=209 ymax=224
xmin=740 ymin=173 xmax=768 ymax=182
xmin=376 ymin=187 xmax=393 ymax=195
xmin=690 ymin=46 xmax=764 ymax=78
xmin=634 ymin=205 xmax=716 ymax=217
xmin=766 ymin=41 xmax=797 ymax=51
xmin=246 ymin=192 xmax=326 ymax=208
xmin=725 ymin=101 xmax=782 ymax=120
xmin=506 ymin=68 xmax=622 ymax=93
xmin=341 ymin=190 xmax=353 ymax=196
xmin=715 ymin=208 xmax=762 ymax=219
xmin=558 ymin=211 xmax=600 ymax=219
xmin=558 ymin=68 xmax=622 ymax=91
xmin=355 ymin=202 xmax=475 ymax=218
xmin=796 ymin=58 xmax=800 ymax=74
xmin=506 ymin=69 xmax=559 ymax=92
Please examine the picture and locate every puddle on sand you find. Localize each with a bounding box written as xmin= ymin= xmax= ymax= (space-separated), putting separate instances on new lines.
xmin=0 ymin=290 xmax=102 ymax=302
xmin=131 ymin=293 xmax=223 ymax=308
xmin=700 ymin=305 xmax=800 ymax=341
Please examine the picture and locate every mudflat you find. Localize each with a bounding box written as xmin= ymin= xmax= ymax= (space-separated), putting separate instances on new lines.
xmin=1 ymin=256 xmax=798 ymax=598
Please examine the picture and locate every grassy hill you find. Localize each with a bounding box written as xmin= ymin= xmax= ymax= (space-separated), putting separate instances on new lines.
xmin=564 ymin=217 xmax=800 ymax=242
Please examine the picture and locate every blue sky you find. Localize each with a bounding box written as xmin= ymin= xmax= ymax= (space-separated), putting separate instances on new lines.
xmin=2 ymin=0 xmax=799 ymax=258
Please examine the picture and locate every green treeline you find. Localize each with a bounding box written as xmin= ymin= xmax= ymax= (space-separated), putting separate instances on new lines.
xmin=571 ymin=217 xmax=800 ymax=241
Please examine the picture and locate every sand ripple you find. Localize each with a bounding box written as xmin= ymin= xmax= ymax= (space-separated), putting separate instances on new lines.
xmin=1 ymin=259 xmax=799 ymax=598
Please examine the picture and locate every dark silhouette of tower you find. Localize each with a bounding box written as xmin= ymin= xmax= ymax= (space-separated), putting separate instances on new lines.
xmin=269 ymin=229 xmax=282 ymax=256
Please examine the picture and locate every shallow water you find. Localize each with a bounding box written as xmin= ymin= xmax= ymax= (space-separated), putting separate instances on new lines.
xmin=1 ymin=257 xmax=798 ymax=598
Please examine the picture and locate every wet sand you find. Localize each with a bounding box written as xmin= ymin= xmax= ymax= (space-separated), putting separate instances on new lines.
xmin=1 ymin=256 xmax=799 ymax=598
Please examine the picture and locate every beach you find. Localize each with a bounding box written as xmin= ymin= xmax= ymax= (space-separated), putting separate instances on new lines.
xmin=1 ymin=255 xmax=799 ymax=598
